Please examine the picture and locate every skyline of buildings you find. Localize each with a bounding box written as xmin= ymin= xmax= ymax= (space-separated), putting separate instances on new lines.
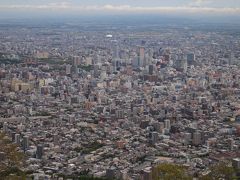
xmin=0 ymin=14 xmax=240 ymax=180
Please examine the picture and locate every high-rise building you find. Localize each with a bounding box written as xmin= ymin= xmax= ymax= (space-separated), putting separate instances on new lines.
xmin=15 ymin=134 xmax=21 ymax=145
xmin=139 ymin=46 xmax=145 ymax=67
xmin=3 ymin=122 xmax=8 ymax=132
xmin=159 ymin=122 xmax=165 ymax=133
xmin=11 ymin=132 xmax=16 ymax=142
xmin=187 ymin=53 xmax=195 ymax=65
xmin=184 ymin=133 xmax=192 ymax=145
xmin=232 ymin=158 xmax=240 ymax=170
xmin=164 ymin=119 xmax=171 ymax=130
xmin=229 ymin=52 xmax=235 ymax=65
xmin=36 ymin=144 xmax=44 ymax=159
xmin=73 ymin=56 xmax=81 ymax=66
xmin=192 ymin=131 xmax=201 ymax=146
xmin=53 ymin=134 xmax=59 ymax=145
xmin=175 ymin=54 xmax=188 ymax=73
xmin=150 ymin=131 xmax=158 ymax=144
xmin=229 ymin=138 xmax=234 ymax=151
xmin=116 ymin=109 xmax=124 ymax=119
xmin=132 ymin=57 xmax=139 ymax=68
xmin=149 ymin=65 xmax=154 ymax=75
xmin=152 ymin=122 xmax=162 ymax=133
xmin=113 ymin=41 xmax=119 ymax=72
xmin=206 ymin=140 xmax=211 ymax=151
xmin=23 ymin=136 xmax=29 ymax=151
xmin=0 ymin=152 xmax=6 ymax=161
xmin=66 ymin=64 xmax=72 ymax=75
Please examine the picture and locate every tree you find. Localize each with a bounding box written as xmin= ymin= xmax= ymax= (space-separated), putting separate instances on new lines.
xmin=0 ymin=132 xmax=26 ymax=179
xmin=199 ymin=162 xmax=237 ymax=180
xmin=152 ymin=163 xmax=192 ymax=180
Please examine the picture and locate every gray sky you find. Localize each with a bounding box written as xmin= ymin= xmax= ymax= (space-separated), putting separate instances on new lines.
xmin=0 ymin=0 xmax=240 ymax=18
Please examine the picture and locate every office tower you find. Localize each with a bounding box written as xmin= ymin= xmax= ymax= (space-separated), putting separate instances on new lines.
xmin=187 ymin=53 xmax=195 ymax=65
xmin=229 ymin=138 xmax=234 ymax=151
xmin=0 ymin=152 xmax=6 ymax=161
xmin=232 ymin=158 xmax=240 ymax=170
xmin=113 ymin=41 xmax=119 ymax=72
xmin=192 ymin=131 xmax=201 ymax=146
xmin=152 ymin=122 xmax=161 ymax=133
xmin=116 ymin=109 xmax=124 ymax=119
xmin=206 ymin=140 xmax=211 ymax=151
xmin=144 ymin=53 xmax=151 ymax=66
xmin=36 ymin=144 xmax=44 ymax=159
xmin=164 ymin=119 xmax=171 ymax=130
xmin=175 ymin=54 xmax=188 ymax=73
xmin=149 ymin=65 xmax=154 ymax=75
xmin=139 ymin=46 xmax=145 ymax=67
xmin=150 ymin=131 xmax=158 ymax=144
xmin=15 ymin=134 xmax=21 ymax=145
xmin=23 ymin=136 xmax=29 ymax=151
xmin=73 ymin=65 xmax=79 ymax=74
xmin=53 ymin=134 xmax=59 ymax=145
xmin=229 ymin=52 xmax=235 ymax=65
xmin=73 ymin=56 xmax=80 ymax=66
xmin=95 ymin=54 xmax=101 ymax=65
xmin=100 ymin=71 xmax=107 ymax=80
xmin=66 ymin=64 xmax=72 ymax=75
xmin=132 ymin=57 xmax=139 ymax=68
xmin=3 ymin=122 xmax=8 ymax=132
xmin=184 ymin=133 xmax=192 ymax=145
xmin=28 ymin=106 xmax=33 ymax=115
xmin=11 ymin=132 xmax=16 ymax=142
xmin=159 ymin=122 xmax=165 ymax=133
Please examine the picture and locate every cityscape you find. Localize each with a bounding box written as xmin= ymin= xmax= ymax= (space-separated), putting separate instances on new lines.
xmin=0 ymin=0 xmax=240 ymax=180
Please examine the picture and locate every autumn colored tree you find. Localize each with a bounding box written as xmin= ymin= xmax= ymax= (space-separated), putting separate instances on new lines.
xmin=199 ymin=162 xmax=237 ymax=180
xmin=152 ymin=163 xmax=192 ymax=180
xmin=0 ymin=132 xmax=26 ymax=179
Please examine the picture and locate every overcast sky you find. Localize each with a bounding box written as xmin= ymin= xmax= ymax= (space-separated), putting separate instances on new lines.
xmin=0 ymin=0 xmax=240 ymax=18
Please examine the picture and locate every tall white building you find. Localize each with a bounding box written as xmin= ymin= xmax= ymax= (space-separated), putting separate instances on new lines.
xmin=164 ymin=119 xmax=171 ymax=130
xmin=66 ymin=64 xmax=72 ymax=75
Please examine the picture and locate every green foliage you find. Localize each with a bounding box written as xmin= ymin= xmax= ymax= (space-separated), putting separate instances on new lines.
xmin=79 ymin=65 xmax=93 ymax=72
xmin=0 ymin=132 xmax=26 ymax=179
xmin=102 ymin=154 xmax=115 ymax=159
xmin=74 ymin=147 xmax=82 ymax=153
xmin=74 ymin=141 xmax=104 ymax=154
xmin=0 ymin=59 xmax=22 ymax=64
xmin=152 ymin=163 xmax=192 ymax=180
xmin=38 ymin=58 xmax=65 ymax=65
xmin=199 ymin=162 xmax=238 ymax=180
xmin=58 ymin=172 xmax=109 ymax=180
xmin=1 ymin=167 xmax=26 ymax=179
xmin=63 ymin=176 xmax=108 ymax=180
xmin=136 ymin=155 xmax=146 ymax=163
xmin=35 ymin=111 xmax=51 ymax=116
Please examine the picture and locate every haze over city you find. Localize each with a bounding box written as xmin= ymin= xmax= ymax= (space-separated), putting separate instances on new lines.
xmin=0 ymin=0 xmax=240 ymax=19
